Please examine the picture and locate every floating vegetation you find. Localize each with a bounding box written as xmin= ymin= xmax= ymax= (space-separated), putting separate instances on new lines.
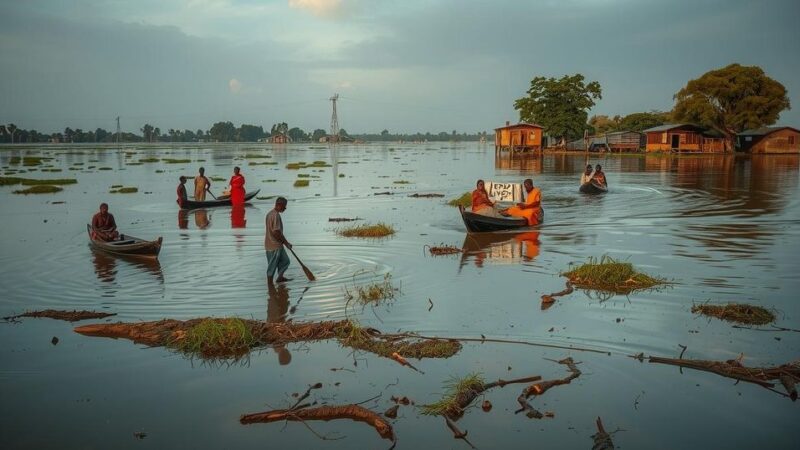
xmin=249 ymin=161 xmax=277 ymax=165
xmin=345 ymin=273 xmax=398 ymax=305
xmin=262 ymin=179 xmax=277 ymax=182
xmin=163 ymin=158 xmax=191 ymax=164
xmin=691 ymin=302 xmax=775 ymax=325
xmin=210 ymin=176 xmax=226 ymax=181
xmin=138 ymin=157 xmax=160 ymax=163
xmin=447 ymin=191 xmax=471 ymax=207
xmin=98 ymin=167 xmax=113 ymax=170
xmin=3 ymin=309 xmax=116 ymax=323
xmin=1 ymin=177 xmax=77 ymax=186
xmin=13 ymin=185 xmax=62 ymax=194
xmin=245 ymin=154 xmax=272 ymax=158
xmin=40 ymin=168 xmax=63 ymax=172
xmin=126 ymin=162 xmax=143 ymax=165
xmin=155 ymin=169 xmax=164 ymax=173
xmin=339 ymin=173 xmax=345 ymax=177
xmin=75 ymin=318 xmax=461 ymax=361
xmin=336 ymin=222 xmax=395 ymax=238
xmin=410 ymin=193 xmax=444 ymax=198
xmin=110 ymin=184 xmax=123 ymax=188
xmin=293 ymin=179 xmax=310 ymax=187
xmin=420 ymin=373 xmax=485 ymax=417
xmin=168 ymin=318 xmax=258 ymax=358
xmin=562 ymin=256 xmax=667 ymax=294
xmin=297 ymin=173 xmax=310 ymax=178
xmin=286 ymin=161 xmax=331 ymax=170
xmin=256 ymin=195 xmax=276 ymax=200
xmin=328 ymin=217 xmax=362 ymax=222
xmin=393 ymin=180 xmax=412 ymax=184
xmin=110 ymin=187 xmax=138 ymax=194
xmin=426 ymin=244 xmax=462 ymax=256
xmin=9 ymin=156 xmax=50 ymax=166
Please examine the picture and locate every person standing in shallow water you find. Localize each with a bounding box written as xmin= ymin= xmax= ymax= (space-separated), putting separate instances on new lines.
xmin=176 ymin=176 xmax=188 ymax=208
xmin=265 ymin=197 xmax=292 ymax=285
xmin=194 ymin=167 xmax=211 ymax=201
xmin=229 ymin=166 xmax=245 ymax=206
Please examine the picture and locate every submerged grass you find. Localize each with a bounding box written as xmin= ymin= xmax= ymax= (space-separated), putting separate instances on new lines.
xmin=286 ymin=161 xmax=332 ymax=170
xmin=562 ymin=256 xmax=667 ymax=294
xmin=293 ymin=179 xmax=310 ymax=187
xmin=168 ymin=318 xmax=258 ymax=358
xmin=337 ymin=222 xmax=395 ymax=238
xmin=163 ymin=158 xmax=191 ymax=164
xmin=692 ymin=302 xmax=775 ymax=325
xmin=110 ymin=187 xmax=138 ymax=194
xmin=447 ymin=191 xmax=471 ymax=208
xmin=334 ymin=321 xmax=460 ymax=359
xmin=1 ymin=177 xmax=77 ymax=186
xmin=346 ymin=274 xmax=398 ymax=305
xmin=138 ymin=157 xmax=160 ymax=163
xmin=420 ymin=373 xmax=485 ymax=416
xmin=13 ymin=185 xmax=62 ymax=194
xmin=210 ymin=176 xmax=226 ymax=182
xmin=245 ymin=154 xmax=272 ymax=159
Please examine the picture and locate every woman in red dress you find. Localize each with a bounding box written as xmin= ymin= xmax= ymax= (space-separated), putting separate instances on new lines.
xmin=229 ymin=166 xmax=246 ymax=206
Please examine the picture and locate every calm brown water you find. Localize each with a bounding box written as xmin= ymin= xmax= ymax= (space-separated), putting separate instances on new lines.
xmin=1 ymin=143 xmax=798 ymax=449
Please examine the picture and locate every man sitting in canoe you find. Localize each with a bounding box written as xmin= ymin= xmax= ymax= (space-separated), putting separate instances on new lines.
xmin=501 ymin=178 xmax=542 ymax=226
xmin=592 ymin=164 xmax=607 ymax=187
xmin=176 ymin=176 xmax=188 ymax=207
xmin=471 ymin=179 xmax=504 ymax=218
xmin=580 ymin=164 xmax=594 ymax=185
xmin=91 ymin=203 xmax=120 ymax=241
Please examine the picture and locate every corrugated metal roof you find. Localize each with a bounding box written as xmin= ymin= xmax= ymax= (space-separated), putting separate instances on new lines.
xmin=494 ymin=122 xmax=543 ymax=130
xmin=739 ymin=126 xmax=800 ymax=136
xmin=642 ymin=124 xmax=696 ymax=133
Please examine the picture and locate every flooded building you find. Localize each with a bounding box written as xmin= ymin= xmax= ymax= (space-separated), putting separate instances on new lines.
xmin=736 ymin=127 xmax=800 ymax=154
xmin=494 ymin=122 xmax=543 ymax=153
xmin=269 ymin=133 xmax=290 ymax=144
xmin=643 ymin=124 xmax=725 ymax=153
xmin=566 ymin=131 xmax=644 ymax=152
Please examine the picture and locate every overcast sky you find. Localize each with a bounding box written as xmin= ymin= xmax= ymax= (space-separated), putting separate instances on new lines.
xmin=1 ymin=0 xmax=798 ymax=134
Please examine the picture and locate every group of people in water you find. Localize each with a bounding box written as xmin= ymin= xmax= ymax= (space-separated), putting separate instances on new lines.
xmin=176 ymin=166 xmax=247 ymax=208
xmin=471 ymin=178 xmax=543 ymax=225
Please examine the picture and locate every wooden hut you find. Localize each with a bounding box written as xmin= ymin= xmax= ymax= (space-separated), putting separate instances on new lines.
xmin=736 ymin=127 xmax=800 ymax=154
xmin=566 ymin=131 xmax=644 ymax=152
xmin=269 ymin=133 xmax=290 ymax=144
xmin=643 ymin=124 xmax=725 ymax=153
xmin=495 ymin=122 xmax=543 ymax=153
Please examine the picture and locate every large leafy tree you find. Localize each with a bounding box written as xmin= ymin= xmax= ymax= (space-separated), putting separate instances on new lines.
xmin=514 ymin=74 xmax=601 ymax=144
xmin=588 ymin=115 xmax=621 ymax=135
xmin=673 ymin=63 xmax=790 ymax=149
xmin=311 ymin=129 xmax=327 ymax=141
xmin=237 ymin=124 xmax=265 ymax=142
xmin=617 ymin=111 xmax=669 ymax=132
xmin=209 ymin=121 xmax=236 ymax=142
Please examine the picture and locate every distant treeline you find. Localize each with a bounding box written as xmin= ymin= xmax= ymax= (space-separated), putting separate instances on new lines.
xmin=0 ymin=121 xmax=490 ymax=144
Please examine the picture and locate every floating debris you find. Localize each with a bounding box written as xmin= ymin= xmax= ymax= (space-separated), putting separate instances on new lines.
xmin=13 ymin=185 xmax=62 ymax=194
xmin=345 ymin=273 xmax=398 ymax=305
xmin=426 ymin=244 xmax=462 ymax=256
xmin=293 ymin=179 xmax=310 ymax=187
xmin=409 ymin=193 xmax=444 ymax=198
xmin=337 ymin=222 xmax=395 ymax=238
xmin=562 ymin=256 xmax=667 ymax=295
xmin=421 ymin=373 xmax=542 ymax=419
xmin=591 ymin=417 xmax=616 ymax=450
xmin=110 ymin=187 xmax=138 ymax=194
xmin=691 ymin=302 xmax=775 ymax=325
xmin=328 ymin=217 xmax=362 ymax=222
xmin=4 ymin=309 xmax=116 ymax=323
xmin=393 ymin=180 xmax=412 ymax=184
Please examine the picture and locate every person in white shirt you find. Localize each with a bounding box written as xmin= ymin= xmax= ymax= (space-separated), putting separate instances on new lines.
xmin=580 ymin=164 xmax=594 ymax=185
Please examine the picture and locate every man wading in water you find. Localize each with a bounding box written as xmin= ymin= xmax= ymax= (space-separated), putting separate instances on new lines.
xmin=265 ymin=197 xmax=292 ymax=285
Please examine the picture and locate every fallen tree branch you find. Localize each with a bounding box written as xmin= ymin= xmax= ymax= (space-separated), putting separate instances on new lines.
xmin=444 ymin=416 xmax=476 ymax=449
xmin=422 ymin=374 xmax=542 ymax=420
xmin=540 ymin=280 xmax=574 ymax=309
xmin=591 ymin=416 xmax=615 ymax=450
xmin=240 ymin=404 xmax=396 ymax=448
xmin=523 ymin=357 xmax=581 ymax=398
xmin=4 ymin=309 xmax=116 ymax=323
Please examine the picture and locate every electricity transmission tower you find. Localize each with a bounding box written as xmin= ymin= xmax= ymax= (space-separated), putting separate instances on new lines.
xmin=116 ymin=116 xmax=121 ymax=143
xmin=329 ymin=94 xmax=339 ymax=142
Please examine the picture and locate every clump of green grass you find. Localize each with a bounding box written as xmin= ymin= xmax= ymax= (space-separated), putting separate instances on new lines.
xmin=393 ymin=180 xmax=412 ymax=184
xmin=447 ymin=191 xmax=471 ymax=208
xmin=337 ymin=222 xmax=395 ymax=238
xmin=168 ymin=318 xmax=258 ymax=358
xmin=262 ymin=179 xmax=277 ymax=182
xmin=13 ymin=185 xmax=62 ymax=194
xmin=294 ymin=179 xmax=310 ymax=187
xmin=338 ymin=173 xmax=345 ymax=178
xmin=155 ymin=169 xmax=164 ymax=173
xmin=110 ymin=187 xmax=138 ymax=194
xmin=297 ymin=173 xmax=311 ymax=178
xmin=1 ymin=177 xmax=78 ymax=186
xmin=41 ymin=168 xmax=63 ymax=172
xmin=562 ymin=256 xmax=666 ymax=294
xmin=691 ymin=302 xmax=775 ymax=325
xmin=249 ymin=161 xmax=277 ymax=165
xmin=245 ymin=154 xmax=272 ymax=158
xmin=0 ymin=176 xmax=24 ymax=185
xmin=138 ymin=157 xmax=160 ymax=163
xmin=10 ymin=156 xmax=50 ymax=166
xmin=126 ymin=162 xmax=143 ymax=166
xmin=346 ymin=274 xmax=398 ymax=305
xmin=210 ymin=176 xmax=226 ymax=181
xmin=163 ymin=158 xmax=191 ymax=164
xmin=286 ymin=161 xmax=332 ymax=170
xmin=333 ymin=320 xmax=460 ymax=359
xmin=256 ymin=195 xmax=276 ymax=200
xmin=98 ymin=167 xmax=113 ymax=171
xmin=110 ymin=184 xmax=123 ymax=188
xmin=420 ymin=373 xmax=485 ymax=416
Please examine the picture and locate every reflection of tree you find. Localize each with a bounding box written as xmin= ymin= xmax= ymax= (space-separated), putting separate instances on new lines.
xmin=267 ymin=284 xmax=291 ymax=366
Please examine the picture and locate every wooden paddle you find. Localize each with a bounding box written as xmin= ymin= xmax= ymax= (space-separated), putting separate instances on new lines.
xmin=207 ymin=188 xmax=217 ymax=200
xmin=287 ymin=246 xmax=315 ymax=281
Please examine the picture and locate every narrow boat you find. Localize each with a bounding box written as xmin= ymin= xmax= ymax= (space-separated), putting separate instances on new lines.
xmin=458 ymin=205 xmax=543 ymax=232
xmin=179 ymin=189 xmax=260 ymax=209
xmin=579 ymin=180 xmax=608 ymax=194
xmin=86 ymin=224 xmax=162 ymax=258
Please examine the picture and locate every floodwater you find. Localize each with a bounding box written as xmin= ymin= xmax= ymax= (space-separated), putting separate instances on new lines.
xmin=1 ymin=143 xmax=798 ymax=449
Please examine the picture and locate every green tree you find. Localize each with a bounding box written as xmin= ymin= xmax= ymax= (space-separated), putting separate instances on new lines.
xmin=140 ymin=124 xmax=154 ymax=142
xmin=380 ymin=129 xmax=390 ymax=141
xmin=311 ymin=129 xmax=327 ymax=141
xmin=238 ymin=124 xmax=266 ymax=142
xmin=617 ymin=111 xmax=669 ymax=132
xmin=270 ymin=122 xmax=288 ymax=136
xmin=287 ymin=127 xmax=307 ymax=142
xmin=673 ymin=63 xmax=790 ymax=149
xmin=209 ymin=121 xmax=236 ymax=142
xmin=588 ymin=115 xmax=621 ymax=135
xmin=514 ymin=74 xmax=602 ymax=144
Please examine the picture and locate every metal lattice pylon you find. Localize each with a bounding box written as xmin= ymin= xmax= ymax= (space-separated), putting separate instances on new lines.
xmin=330 ymin=94 xmax=339 ymax=142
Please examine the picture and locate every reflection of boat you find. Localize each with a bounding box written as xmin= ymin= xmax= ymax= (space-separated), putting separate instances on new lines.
xmin=91 ymin=249 xmax=164 ymax=283
xmin=86 ymin=224 xmax=162 ymax=258
xmin=180 ymin=189 xmax=260 ymax=209
xmin=579 ymin=180 xmax=607 ymax=194
xmin=458 ymin=205 xmax=543 ymax=232
xmin=459 ymin=231 xmax=541 ymax=269
xmin=231 ymin=205 xmax=246 ymax=228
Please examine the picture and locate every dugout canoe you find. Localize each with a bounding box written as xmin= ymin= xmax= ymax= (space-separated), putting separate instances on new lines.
xmin=458 ymin=205 xmax=543 ymax=233
xmin=579 ymin=180 xmax=608 ymax=194
xmin=87 ymin=224 xmax=162 ymax=258
xmin=179 ymin=189 xmax=260 ymax=209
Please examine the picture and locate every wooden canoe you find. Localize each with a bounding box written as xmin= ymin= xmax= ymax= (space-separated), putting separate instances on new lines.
xmin=458 ymin=205 xmax=543 ymax=233
xmin=579 ymin=180 xmax=607 ymax=194
xmin=179 ymin=189 xmax=260 ymax=209
xmin=86 ymin=224 xmax=162 ymax=258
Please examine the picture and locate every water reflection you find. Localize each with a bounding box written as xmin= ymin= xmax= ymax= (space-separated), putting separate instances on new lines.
xmin=459 ymin=231 xmax=541 ymax=269
xmin=231 ymin=205 xmax=246 ymax=228
xmin=194 ymin=209 xmax=210 ymax=229
xmin=267 ymin=283 xmax=291 ymax=365
xmin=495 ymin=152 xmax=544 ymax=173
xmin=178 ymin=209 xmax=188 ymax=230
xmin=91 ymin=249 xmax=164 ymax=284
